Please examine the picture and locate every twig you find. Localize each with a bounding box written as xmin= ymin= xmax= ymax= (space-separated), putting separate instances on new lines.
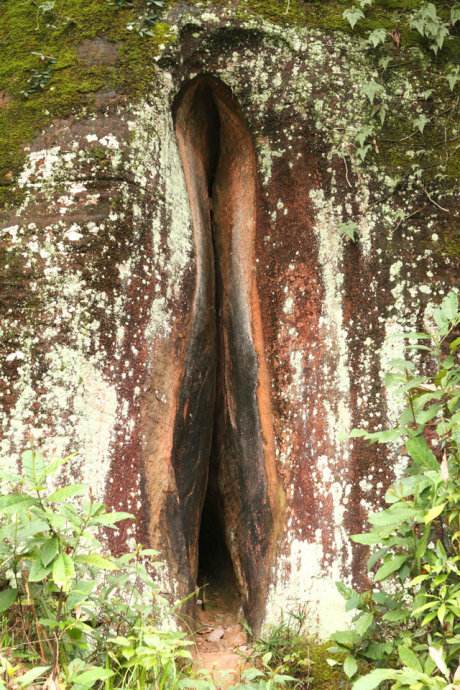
xmin=342 ymin=155 xmax=353 ymax=188
xmin=422 ymin=185 xmax=450 ymax=213
xmin=394 ymin=206 xmax=425 ymax=232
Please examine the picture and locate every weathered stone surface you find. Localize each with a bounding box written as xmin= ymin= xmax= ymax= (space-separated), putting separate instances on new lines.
xmin=1 ymin=5 xmax=459 ymax=637
xmin=0 ymin=92 xmax=11 ymax=109
xmin=76 ymin=38 xmax=119 ymax=66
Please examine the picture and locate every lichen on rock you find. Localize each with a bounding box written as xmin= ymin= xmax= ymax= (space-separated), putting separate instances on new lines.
xmin=1 ymin=0 xmax=459 ymax=638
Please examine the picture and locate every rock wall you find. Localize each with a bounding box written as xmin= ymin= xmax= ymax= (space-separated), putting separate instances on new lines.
xmin=1 ymin=5 xmax=459 ymax=637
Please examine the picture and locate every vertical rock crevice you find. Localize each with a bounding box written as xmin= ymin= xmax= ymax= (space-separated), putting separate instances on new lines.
xmin=172 ymin=76 xmax=283 ymax=630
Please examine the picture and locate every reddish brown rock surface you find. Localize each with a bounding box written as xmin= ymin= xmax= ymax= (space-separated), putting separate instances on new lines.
xmin=1 ymin=8 xmax=459 ymax=636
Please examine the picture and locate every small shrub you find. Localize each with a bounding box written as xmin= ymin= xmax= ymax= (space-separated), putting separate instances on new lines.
xmin=331 ymin=291 xmax=460 ymax=689
xmin=0 ymin=450 xmax=194 ymax=689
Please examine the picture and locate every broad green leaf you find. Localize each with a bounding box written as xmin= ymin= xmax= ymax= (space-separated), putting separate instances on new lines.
xmin=369 ymin=504 xmax=420 ymax=527
xmin=67 ymin=581 xmax=96 ymax=609
xmin=352 ymin=669 xmax=398 ymax=690
xmin=441 ymin=290 xmax=458 ymax=322
xmin=72 ymin=667 xmax=114 ymax=686
xmin=40 ymin=536 xmax=59 ymax=566
xmin=90 ymin=511 xmax=133 ymax=527
xmin=355 ymin=612 xmax=374 ymax=636
xmin=344 ymin=656 xmax=358 ymax=679
xmin=424 ymin=503 xmax=446 ymax=524
xmin=343 ymin=7 xmax=365 ymax=29
xmin=414 ymin=114 xmax=429 ymax=134
xmin=413 ymin=600 xmax=438 ymax=615
xmin=398 ymin=645 xmax=423 ymax=672
xmin=351 ymin=532 xmax=381 ymax=545
xmin=406 ymin=437 xmax=438 ymax=470
xmin=47 ymin=483 xmax=86 ymax=502
xmin=363 ymin=642 xmax=393 ymax=661
xmin=0 ymin=588 xmax=17 ymax=613
xmin=382 ymin=608 xmax=409 ymax=622
xmin=368 ymin=28 xmax=386 ymax=47
xmin=452 ymin=6 xmax=460 ymax=24
xmin=333 ymin=630 xmax=359 ymax=648
xmin=429 ymin=646 xmax=449 ymax=679
xmin=339 ymin=221 xmax=359 ymax=241
xmin=76 ymin=554 xmax=119 ymax=571
xmin=362 ymin=80 xmax=382 ymax=104
xmin=52 ymin=553 xmax=75 ymax=591
xmin=374 ymin=554 xmax=408 ymax=582
xmin=437 ymin=602 xmax=447 ymax=624
xmin=385 ymin=475 xmax=425 ymax=503
xmin=17 ymin=666 xmax=50 ymax=688
xmin=0 ymin=494 xmax=37 ymax=513
xmin=350 ymin=427 xmax=403 ymax=443
xmin=28 ymin=559 xmax=51 ymax=582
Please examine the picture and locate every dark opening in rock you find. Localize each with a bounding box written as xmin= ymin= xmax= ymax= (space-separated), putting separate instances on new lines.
xmin=172 ymin=76 xmax=283 ymax=630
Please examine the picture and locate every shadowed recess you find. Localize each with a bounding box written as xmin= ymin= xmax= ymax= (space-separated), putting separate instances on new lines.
xmin=172 ymin=76 xmax=283 ymax=630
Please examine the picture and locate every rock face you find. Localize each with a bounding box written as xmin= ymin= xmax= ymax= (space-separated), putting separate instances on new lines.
xmin=1 ymin=6 xmax=459 ymax=637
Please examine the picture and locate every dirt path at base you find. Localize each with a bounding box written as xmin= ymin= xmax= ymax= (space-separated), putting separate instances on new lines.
xmin=193 ymin=580 xmax=249 ymax=689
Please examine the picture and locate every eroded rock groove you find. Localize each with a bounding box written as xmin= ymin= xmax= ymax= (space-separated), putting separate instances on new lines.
xmin=173 ymin=76 xmax=282 ymax=629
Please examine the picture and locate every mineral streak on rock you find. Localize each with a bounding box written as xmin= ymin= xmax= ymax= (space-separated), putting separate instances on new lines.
xmin=0 ymin=7 xmax=458 ymax=637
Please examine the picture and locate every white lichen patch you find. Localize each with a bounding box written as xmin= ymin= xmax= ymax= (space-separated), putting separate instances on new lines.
xmin=265 ymin=538 xmax=351 ymax=638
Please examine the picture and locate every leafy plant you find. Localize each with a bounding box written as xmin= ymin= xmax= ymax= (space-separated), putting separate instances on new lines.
xmin=248 ymin=609 xmax=327 ymax=689
xmin=0 ymin=450 xmax=194 ymax=689
xmin=21 ymin=52 xmax=56 ymax=99
xmin=330 ymin=291 xmax=460 ymax=689
xmin=126 ymin=0 xmax=166 ymax=36
xmin=0 ymin=452 xmax=301 ymax=689
xmin=410 ymin=3 xmax=450 ymax=55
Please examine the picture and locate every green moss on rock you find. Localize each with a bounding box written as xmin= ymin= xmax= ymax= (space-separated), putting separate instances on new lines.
xmin=0 ymin=0 xmax=175 ymax=207
xmin=308 ymin=642 xmax=350 ymax=689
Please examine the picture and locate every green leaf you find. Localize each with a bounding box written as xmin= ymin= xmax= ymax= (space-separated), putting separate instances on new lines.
xmin=355 ymin=612 xmax=374 ymax=636
xmin=47 ymin=483 xmax=86 ymax=502
xmin=382 ymin=608 xmax=409 ymax=622
xmin=72 ymin=667 xmax=114 ymax=686
xmin=40 ymin=536 xmax=59 ymax=566
xmin=76 ymin=554 xmax=119 ymax=571
xmin=0 ymin=588 xmax=17 ymax=613
xmin=429 ymin=646 xmax=449 ymax=679
xmin=343 ymin=7 xmax=365 ymax=29
xmin=0 ymin=494 xmax=37 ymax=513
xmin=333 ymin=630 xmax=359 ymax=648
xmin=22 ymin=450 xmax=46 ymax=485
xmin=369 ymin=504 xmax=420 ymax=528
xmin=406 ymin=437 xmax=438 ymax=470
xmin=67 ymin=581 xmax=96 ymax=609
xmin=452 ymin=6 xmax=460 ymax=24
xmin=52 ymin=553 xmax=75 ymax=591
xmin=368 ymin=28 xmax=386 ymax=47
xmin=352 ymin=669 xmax=398 ymax=690
xmin=398 ymin=645 xmax=422 ymax=672
xmin=17 ymin=666 xmax=50 ymax=688
xmin=339 ymin=221 xmax=359 ymax=241
xmin=28 ymin=559 xmax=51 ymax=582
xmin=424 ymin=503 xmax=446 ymax=524
xmin=344 ymin=656 xmax=358 ymax=679
xmin=374 ymin=554 xmax=408 ymax=582
xmin=441 ymin=290 xmax=459 ymax=321
xmin=351 ymin=532 xmax=381 ymax=545
xmin=90 ymin=511 xmax=133 ymax=527
xmin=362 ymin=80 xmax=382 ymax=104
xmin=414 ymin=114 xmax=429 ymax=134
